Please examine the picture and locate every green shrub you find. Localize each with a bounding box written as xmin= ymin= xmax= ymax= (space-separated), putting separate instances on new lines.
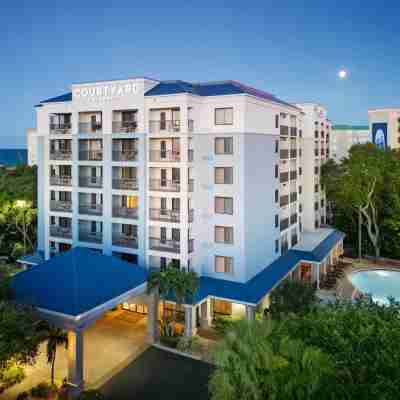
xmin=30 ymin=382 xmax=56 ymax=398
xmin=177 ymin=336 xmax=202 ymax=354
xmin=0 ymin=365 xmax=26 ymax=389
xmin=213 ymin=315 xmax=234 ymax=335
xmin=16 ymin=392 xmax=30 ymax=400
xmin=160 ymin=335 xmax=180 ymax=348
xmin=77 ymin=389 xmax=105 ymax=400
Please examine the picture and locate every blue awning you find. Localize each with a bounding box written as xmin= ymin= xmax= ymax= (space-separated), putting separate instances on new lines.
xmin=12 ymin=247 xmax=148 ymax=317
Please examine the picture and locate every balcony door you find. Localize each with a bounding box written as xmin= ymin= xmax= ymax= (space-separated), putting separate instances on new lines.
xmin=160 ymin=112 xmax=166 ymax=130
xmin=160 ymin=198 xmax=167 ymax=216
xmin=161 ymin=169 xmax=167 ymax=187
xmin=160 ymin=227 xmax=167 ymax=244
xmin=160 ymin=140 xmax=167 ymax=159
xmin=172 ymin=168 xmax=180 ymax=184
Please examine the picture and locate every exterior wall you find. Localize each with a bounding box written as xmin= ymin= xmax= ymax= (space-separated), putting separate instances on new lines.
xmin=368 ymin=109 xmax=400 ymax=149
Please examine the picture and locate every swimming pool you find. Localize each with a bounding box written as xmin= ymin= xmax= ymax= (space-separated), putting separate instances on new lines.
xmin=350 ymin=270 xmax=400 ymax=304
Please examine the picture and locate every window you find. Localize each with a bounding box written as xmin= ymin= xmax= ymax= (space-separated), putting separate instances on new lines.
xmin=215 ymin=256 xmax=233 ymax=274
xmin=275 ymin=115 xmax=279 ymax=129
xmin=215 ymin=226 xmax=234 ymax=244
xmin=215 ymin=167 xmax=233 ymax=184
xmin=299 ymin=185 xmax=302 ymax=194
xmin=215 ymin=137 xmax=233 ymax=154
xmin=275 ymin=165 xmax=279 ymax=178
xmin=275 ymin=214 xmax=279 ymax=228
xmin=215 ymin=197 xmax=233 ymax=215
xmin=275 ymin=190 xmax=279 ymax=203
xmin=299 ymin=167 xmax=302 ymax=176
xmin=275 ymin=140 xmax=279 ymax=153
xmin=275 ymin=239 xmax=279 ymax=253
xmin=215 ymin=108 xmax=233 ymax=125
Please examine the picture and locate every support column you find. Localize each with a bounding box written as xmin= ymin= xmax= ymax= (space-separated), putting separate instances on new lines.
xmin=147 ymin=291 xmax=159 ymax=343
xmin=184 ymin=305 xmax=197 ymax=337
xmin=200 ymin=298 xmax=212 ymax=329
xmin=67 ymin=329 xmax=84 ymax=398
xmin=246 ymin=305 xmax=256 ymax=321
xmin=316 ymin=263 xmax=320 ymax=290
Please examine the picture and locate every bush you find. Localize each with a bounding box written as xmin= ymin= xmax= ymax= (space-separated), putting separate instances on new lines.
xmin=160 ymin=335 xmax=180 ymax=348
xmin=213 ymin=315 xmax=234 ymax=335
xmin=0 ymin=364 xmax=26 ymax=390
xmin=30 ymin=382 xmax=56 ymax=398
xmin=77 ymin=389 xmax=105 ymax=400
xmin=16 ymin=391 xmax=30 ymax=400
xmin=177 ymin=336 xmax=202 ymax=354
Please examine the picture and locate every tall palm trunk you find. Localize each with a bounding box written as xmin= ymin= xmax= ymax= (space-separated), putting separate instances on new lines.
xmin=51 ymin=350 xmax=56 ymax=385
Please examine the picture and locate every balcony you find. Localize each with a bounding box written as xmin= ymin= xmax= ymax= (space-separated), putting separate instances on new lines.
xmin=280 ymin=172 xmax=289 ymax=183
xmin=50 ymin=200 xmax=72 ymax=213
xmin=79 ymin=203 xmax=103 ymax=216
xmin=149 ymin=120 xmax=194 ymax=134
xmin=280 ymin=149 xmax=289 ymax=159
xmin=50 ymin=225 xmax=72 ymax=239
xmin=50 ymin=150 xmax=72 ymax=161
xmin=188 ymin=238 xmax=194 ymax=253
xmin=290 ymin=192 xmax=298 ymax=203
xmin=149 ymin=150 xmax=180 ymax=162
xmin=112 ymin=233 xmax=138 ymax=249
xmin=112 ymin=121 xmax=138 ymax=133
xmin=50 ymin=123 xmax=72 ymax=135
xmin=79 ymin=150 xmax=103 ymax=161
xmin=149 ymin=179 xmax=180 ymax=192
xmin=290 ymin=213 xmax=298 ymax=225
xmin=112 ymin=150 xmax=138 ymax=162
xmin=50 ymin=176 xmax=72 ymax=187
xmin=149 ymin=237 xmax=180 ymax=253
xmin=79 ymin=122 xmax=102 ymax=134
xmin=113 ymin=207 xmax=138 ymax=219
xmin=79 ymin=176 xmax=103 ymax=188
xmin=79 ymin=230 xmax=102 ymax=244
xmin=290 ymin=171 xmax=297 ymax=181
xmin=188 ymin=179 xmax=194 ymax=192
xmin=280 ymin=195 xmax=289 ymax=207
xmin=188 ymin=209 xmax=194 ymax=223
xmin=290 ymin=149 xmax=297 ymax=159
xmin=290 ymin=127 xmax=297 ymax=137
xmin=149 ymin=208 xmax=180 ymax=223
xmin=280 ymin=126 xmax=289 ymax=136
xmin=112 ymin=178 xmax=138 ymax=190
xmin=188 ymin=149 xmax=194 ymax=162
xmin=280 ymin=218 xmax=289 ymax=232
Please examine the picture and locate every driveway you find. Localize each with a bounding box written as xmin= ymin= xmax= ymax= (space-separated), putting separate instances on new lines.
xmin=100 ymin=347 xmax=214 ymax=400
xmin=3 ymin=310 xmax=149 ymax=399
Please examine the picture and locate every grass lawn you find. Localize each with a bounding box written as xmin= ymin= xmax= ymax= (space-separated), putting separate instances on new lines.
xmin=100 ymin=347 xmax=214 ymax=400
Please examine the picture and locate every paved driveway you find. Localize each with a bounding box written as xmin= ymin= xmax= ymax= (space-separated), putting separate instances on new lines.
xmin=100 ymin=347 xmax=214 ymax=400
xmin=3 ymin=310 xmax=149 ymax=399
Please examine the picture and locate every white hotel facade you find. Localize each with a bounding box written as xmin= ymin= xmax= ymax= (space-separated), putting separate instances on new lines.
xmin=27 ymin=77 xmax=343 ymax=329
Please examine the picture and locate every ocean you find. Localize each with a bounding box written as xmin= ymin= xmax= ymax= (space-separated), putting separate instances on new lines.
xmin=0 ymin=149 xmax=28 ymax=166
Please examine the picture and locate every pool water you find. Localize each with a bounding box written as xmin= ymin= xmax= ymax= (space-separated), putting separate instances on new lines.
xmin=350 ymin=270 xmax=400 ymax=304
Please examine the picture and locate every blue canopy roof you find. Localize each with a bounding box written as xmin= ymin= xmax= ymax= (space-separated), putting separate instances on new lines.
xmin=12 ymin=247 xmax=148 ymax=317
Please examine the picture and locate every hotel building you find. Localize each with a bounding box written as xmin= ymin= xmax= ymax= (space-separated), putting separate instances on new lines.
xmin=16 ymin=77 xmax=344 ymax=393
xmin=330 ymin=125 xmax=370 ymax=162
xmin=368 ymin=108 xmax=400 ymax=149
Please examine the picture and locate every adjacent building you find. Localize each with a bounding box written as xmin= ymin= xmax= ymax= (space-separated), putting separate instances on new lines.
xmin=27 ymin=128 xmax=40 ymax=165
xmin=330 ymin=125 xmax=370 ymax=162
xmin=368 ymin=108 xmax=400 ymax=150
xmin=16 ymin=77 xmax=344 ymax=393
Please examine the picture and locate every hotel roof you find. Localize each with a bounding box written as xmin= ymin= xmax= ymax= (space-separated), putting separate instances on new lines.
xmin=37 ymin=79 xmax=298 ymax=110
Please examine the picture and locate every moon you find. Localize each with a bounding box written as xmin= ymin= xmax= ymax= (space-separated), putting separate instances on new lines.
xmin=338 ymin=69 xmax=348 ymax=79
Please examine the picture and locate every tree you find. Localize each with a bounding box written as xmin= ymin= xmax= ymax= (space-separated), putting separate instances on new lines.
xmin=269 ymin=279 xmax=316 ymax=319
xmin=279 ymin=299 xmax=400 ymax=399
xmin=209 ymin=319 xmax=335 ymax=400
xmin=148 ymin=263 xmax=199 ymax=335
xmin=45 ymin=327 xmax=68 ymax=385
xmin=0 ymin=302 xmax=45 ymax=378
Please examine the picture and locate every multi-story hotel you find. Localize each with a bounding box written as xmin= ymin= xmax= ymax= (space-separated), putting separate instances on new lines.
xmin=16 ymin=77 xmax=344 ymax=393
xmin=368 ymin=108 xmax=400 ymax=149
xmin=330 ymin=125 xmax=370 ymax=162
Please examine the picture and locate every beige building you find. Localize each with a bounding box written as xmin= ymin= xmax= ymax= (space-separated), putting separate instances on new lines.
xmin=331 ymin=125 xmax=370 ymax=162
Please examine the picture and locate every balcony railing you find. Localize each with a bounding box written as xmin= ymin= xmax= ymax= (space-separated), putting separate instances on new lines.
xmin=149 ymin=120 xmax=180 ymax=133
xmin=112 ymin=178 xmax=138 ymax=190
xmin=79 ymin=176 xmax=103 ymax=188
xmin=112 ymin=121 xmax=138 ymax=133
xmin=149 ymin=237 xmax=180 ymax=253
xmin=50 ymin=176 xmax=72 ymax=186
xmin=79 ymin=230 xmax=102 ymax=244
xmin=50 ymin=200 xmax=72 ymax=213
xmin=50 ymin=123 xmax=71 ymax=135
xmin=112 ymin=150 xmax=138 ymax=162
xmin=79 ymin=150 xmax=103 ymax=161
xmin=79 ymin=122 xmax=102 ymax=134
xmin=79 ymin=203 xmax=103 ymax=216
xmin=50 ymin=225 xmax=72 ymax=239
xmin=149 ymin=179 xmax=180 ymax=192
xmin=149 ymin=208 xmax=180 ymax=223
xmin=149 ymin=150 xmax=180 ymax=162
xmin=113 ymin=207 xmax=138 ymax=219
xmin=50 ymin=150 xmax=72 ymax=161
xmin=112 ymin=233 xmax=138 ymax=248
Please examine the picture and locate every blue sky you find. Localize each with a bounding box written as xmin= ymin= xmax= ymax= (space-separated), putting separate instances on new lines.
xmin=1 ymin=0 xmax=399 ymax=147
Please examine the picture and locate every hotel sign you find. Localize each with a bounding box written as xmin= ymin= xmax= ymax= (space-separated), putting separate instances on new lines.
xmin=73 ymin=82 xmax=138 ymax=103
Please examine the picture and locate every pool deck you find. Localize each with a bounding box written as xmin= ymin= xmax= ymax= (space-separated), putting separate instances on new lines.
xmin=336 ymin=257 xmax=400 ymax=300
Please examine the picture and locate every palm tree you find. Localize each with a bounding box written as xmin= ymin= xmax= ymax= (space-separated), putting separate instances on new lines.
xmin=46 ymin=327 xmax=68 ymax=385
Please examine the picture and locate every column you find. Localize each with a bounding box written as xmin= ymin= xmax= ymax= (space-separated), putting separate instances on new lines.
xmin=67 ymin=329 xmax=84 ymax=398
xmin=147 ymin=291 xmax=159 ymax=343
xmin=246 ymin=305 xmax=256 ymax=321
xmin=200 ymin=298 xmax=212 ymax=329
xmin=184 ymin=305 xmax=197 ymax=337
xmin=316 ymin=263 xmax=320 ymax=290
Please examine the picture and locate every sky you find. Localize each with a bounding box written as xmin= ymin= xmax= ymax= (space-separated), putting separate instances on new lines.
xmin=1 ymin=0 xmax=399 ymax=148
